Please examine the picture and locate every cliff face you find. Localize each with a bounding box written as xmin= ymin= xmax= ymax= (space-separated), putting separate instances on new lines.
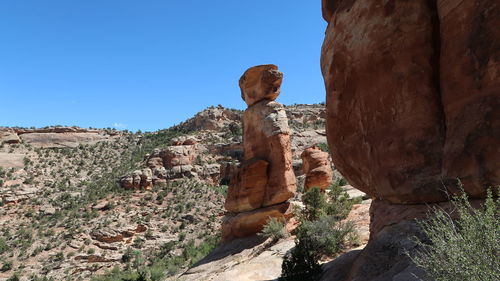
xmin=320 ymin=0 xmax=499 ymax=280
xmin=321 ymin=0 xmax=499 ymax=204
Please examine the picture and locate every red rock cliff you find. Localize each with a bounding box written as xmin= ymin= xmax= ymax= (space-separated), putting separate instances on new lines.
xmin=321 ymin=0 xmax=499 ymax=204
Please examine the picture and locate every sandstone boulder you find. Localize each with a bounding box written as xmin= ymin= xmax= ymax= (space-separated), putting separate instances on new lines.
xmin=119 ymin=168 xmax=152 ymax=190
xmin=301 ymin=145 xmax=333 ymax=191
xmin=320 ymin=0 xmax=499 ymax=203
xmin=239 ymin=64 xmax=283 ymax=107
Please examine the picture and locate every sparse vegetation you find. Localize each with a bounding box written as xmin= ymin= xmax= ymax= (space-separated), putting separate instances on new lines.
xmin=409 ymin=187 xmax=500 ymax=281
xmin=280 ymin=185 xmax=359 ymax=281
xmin=259 ymin=217 xmax=289 ymax=242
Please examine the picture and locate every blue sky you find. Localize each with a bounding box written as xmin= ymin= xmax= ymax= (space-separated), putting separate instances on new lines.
xmin=0 ymin=1 xmax=327 ymax=132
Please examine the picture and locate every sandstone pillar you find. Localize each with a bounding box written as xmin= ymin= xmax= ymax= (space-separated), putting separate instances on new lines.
xmin=222 ymin=65 xmax=296 ymax=241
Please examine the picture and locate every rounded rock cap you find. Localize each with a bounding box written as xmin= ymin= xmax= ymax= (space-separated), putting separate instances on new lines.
xmin=239 ymin=64 xmax=283 ymax=107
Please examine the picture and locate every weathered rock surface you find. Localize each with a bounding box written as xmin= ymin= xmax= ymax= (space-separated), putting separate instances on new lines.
xmin=438 ymin=0 xmax=500 ymax=197
xmin=239 ymin=64 xmax=283 ymax=107
xmin=160 ymin=145 xmax=196 ymax=168
xmin=321 ymin=0 xmax=499 ymax=204
xmin=0 ymin=153 xmax=25 ymax=168
xmin=320 ymin=1 xmax=499 ymax=279
xmin=176 ymin=105 xmax=242 ymax=132
xmin=0 ymin=129 xmax=20 ymax=144
xmin=222 ymin=202 xmax=292 ymax=241
xmin=177 ymin=236 xmax=295 ymax=281
xmin=301 ymin=145 xmax=333 ymax=191
xmin=224 ymin=159 xmax=269 ymax=213
xmin=223 ymin=65 xmax=296 ymax=241
xmin=241 ymin=100 xmax=296 ymax=206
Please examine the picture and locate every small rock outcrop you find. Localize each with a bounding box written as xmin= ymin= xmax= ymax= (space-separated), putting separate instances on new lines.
xmin=0 ymin=128 xmax=20 ymax=144
xmin=301 ymin=145 xmax=333 ymax=191
xmin=120 ymin=138 xmax=223 ymax=189
xmin=223 ymin=65 xmax=296 ymax=241
xmin=176 ymin=105 xmax=242 ymax=132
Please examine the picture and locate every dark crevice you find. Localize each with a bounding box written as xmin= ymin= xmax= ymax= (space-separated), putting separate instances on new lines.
xmin=427 ymin=0 xmax=448 ymax=188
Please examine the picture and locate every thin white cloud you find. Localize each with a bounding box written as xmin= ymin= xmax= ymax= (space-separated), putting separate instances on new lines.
xmin=112 ymin=123 xmax=128 ymax=129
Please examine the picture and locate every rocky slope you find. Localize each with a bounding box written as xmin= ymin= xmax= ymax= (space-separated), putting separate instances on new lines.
xmin=0 ymin=102 xmax=334 ymax=281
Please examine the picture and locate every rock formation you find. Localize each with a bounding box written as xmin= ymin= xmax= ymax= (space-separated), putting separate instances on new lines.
xmin=320 ymin=0 xmax=499 ymax=279
xmin=321 ymin=0 xmax=499 ymax=204
xmin=301 ymin=145 xmax=333 ymax=191
xmin=223 ymin=65 xmax=296 ymax=241
xmin=120 ymin=138 xmax=223 ymax=189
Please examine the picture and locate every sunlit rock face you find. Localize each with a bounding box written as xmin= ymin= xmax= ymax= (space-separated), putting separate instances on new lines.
xmin=320 ymin=1 xmax=499 ymax=280
xmin=321 ymin=0 xmax=499 ymax=204
xmin=301 ymin=145 xmax=333 ymax=192
xmin=223 ymin=65 xmax=296 ymax=241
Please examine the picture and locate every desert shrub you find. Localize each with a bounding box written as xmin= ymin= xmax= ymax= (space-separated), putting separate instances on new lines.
xmin=6 ymin=273 xmax=20 ymax=281
xmin=326 ymin=184 xmax=355 ymax=220
xmin=0 ymin=237 xmax=8 ymax=254
xmin=317 ymin=143 xmax=329 ymax=152
xmin=1 ymin=260 xmax=12 ymax=272
xmin=301 ymin=187 xmax=327 ymax=221
xmin=280 ymin=239 xmax=322 ymax=281
xmin=259 ymin=217 xmax=289 ymax=242
xmin=281 ymin=184 xmax=358 ymax=281
xmin=296 ymin=216 xmax=357 ymax=257
xmin=410 ymin=188 xmax=500 ymax=281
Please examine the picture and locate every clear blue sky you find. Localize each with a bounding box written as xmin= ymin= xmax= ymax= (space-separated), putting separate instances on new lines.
xmin=0 ymin=1 xmax=327 ymax=132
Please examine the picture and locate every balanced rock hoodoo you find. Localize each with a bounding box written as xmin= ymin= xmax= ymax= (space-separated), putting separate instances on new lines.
xmin=222 ymin=65 xmax=296 ymax=241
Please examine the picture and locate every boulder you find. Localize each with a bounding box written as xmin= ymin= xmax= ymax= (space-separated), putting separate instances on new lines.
xmin=438 ymin=0 xmax=500 ymax=197
xmin=301 ymin=145 xmax=333 ymax=191
xmin=320 ymin=0 xmax=499 ymax=203
xmin=239 ymin=64 xmax=283 ymax=107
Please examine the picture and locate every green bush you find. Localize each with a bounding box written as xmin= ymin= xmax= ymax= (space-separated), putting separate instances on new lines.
xmin=301 ymin=187 xmax=327 ymax=221
xmin=326 ymin=184 xmax=355 ymax=221
xmin=296 ymin=216 xmax=357 ymax=257
xmin=0 ymin=237 xmax=8 ymax=254
xmin=281 ymin=184 xmax=358 ymax=281
xmin=280 ymin=239 xmax=322 ymax=281
xmin=259 ymin=217 xmax=289 ymax=242
xmin=1 ymin=260 xmax=12 ymax=272
xmin=410 ymin=188 xmax=500 ymax=281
